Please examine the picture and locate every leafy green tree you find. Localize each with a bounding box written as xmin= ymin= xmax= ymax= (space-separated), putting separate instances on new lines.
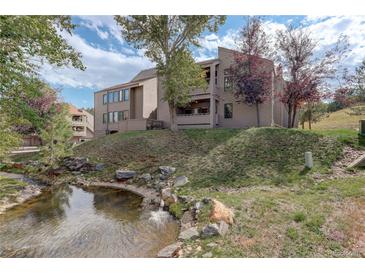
xmin=352 ymin=59 xmax=365 ymax=101
xmin=0 ymin=16 xmax=84 ymax=156
xmin=39 ymin=104 xmax=73 ymax=167
xmin=0 ymin=15 xmax=85 ymax=95
xmin=0 ymin=113 xmax=21 ymax=160
xmin=114 ymin=15 xmax=226 ymax=131
xmin=299 ymin=102 xmax=328 ymax=129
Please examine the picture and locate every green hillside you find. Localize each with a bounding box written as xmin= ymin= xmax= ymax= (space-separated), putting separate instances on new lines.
xmin=75 ymin=128 xmax=343 ymax=187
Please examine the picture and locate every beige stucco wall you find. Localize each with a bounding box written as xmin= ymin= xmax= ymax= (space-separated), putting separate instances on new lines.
xmin=142 ymin=77 xmax=158 ymax=119
xmin=157 ymin=76 xmax=171 ymax=128
xmin=216 ymin=47 xmax=274 ymax=128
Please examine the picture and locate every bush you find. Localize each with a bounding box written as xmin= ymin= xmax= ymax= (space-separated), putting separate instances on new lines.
xmin=169 ymin=202 xmax=184 ymax=219
xmin=286 ymin=227 xmax=299 ymax=240
xmin=293 ymin=212 xmax=306 ymax=222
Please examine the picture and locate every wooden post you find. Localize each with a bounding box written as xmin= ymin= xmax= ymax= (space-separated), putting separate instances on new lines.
xmin=305 ymin=151 xmax=313 ymax=169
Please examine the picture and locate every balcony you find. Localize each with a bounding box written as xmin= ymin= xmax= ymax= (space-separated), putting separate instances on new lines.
xmin=72 ymin=126 xmax=86 ymax=137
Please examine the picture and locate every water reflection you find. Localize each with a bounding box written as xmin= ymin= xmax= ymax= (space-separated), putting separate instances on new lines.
xmin=0 ymin=185 xmax=178 ymax=258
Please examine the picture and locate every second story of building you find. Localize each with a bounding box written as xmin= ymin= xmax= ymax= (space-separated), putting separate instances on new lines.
xmin=67 ymin=104 xmax=94 ymax=138
xmin=94 ymin=68 xmax=158 ymax=137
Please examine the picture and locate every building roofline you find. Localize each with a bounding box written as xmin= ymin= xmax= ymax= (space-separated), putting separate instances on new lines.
xmin=95 ymin=81 xmax=141 ymax=94
xmin=218 ymin=46 xmax=274 ymax=65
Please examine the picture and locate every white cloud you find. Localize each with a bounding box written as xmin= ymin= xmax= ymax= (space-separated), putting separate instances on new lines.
xmin=77 ymin=15 xmax=124 ymax=45
xmin=39 ymin=32 xmax=153 ymax=90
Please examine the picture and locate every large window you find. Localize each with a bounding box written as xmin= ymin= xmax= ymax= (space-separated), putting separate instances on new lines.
xmin=108 ymin=92 xmax=113 ymax=103
xmin=113 ymin=111 xmax=118 ymax=123
xmin=113 ymin=91 xmax=119 ymax=102
xmin=108 ymin=112 xmax=113 ymax=123
xmin=224 ymin=69 xmax=233 ymax=91
xmin=224 ymin=103 xmax=233 ymax=119
xmin=103 ymin=94 xmax=107 ymax=104
xmin=119 ymin=89 xmax=129 ymax=102
xmin=102 ymin=113 xmax=107 ymax=124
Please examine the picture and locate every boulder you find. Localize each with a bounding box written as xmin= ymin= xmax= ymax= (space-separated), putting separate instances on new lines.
xmin=180 ymin=210 xmax=195 ymax=229
xmin=63 ymin=157 xmax=88 ymax=171
xmin=115 ymin=169 xmax=136 ymax=180
xmin=209 ymin=199 xmax=234 ymax=225
xmin=140 ymin=173 xmax=152 ymax=182
xmin=174 ymin=176 xmax=189 ymax=187
xmin=157 ymin=243 xmax=181 ymax=258
xmin=95 ymin=163 xmax=105 ymax=171
xmin=178 ymin=227 xmax=199 ymax=241
xmin=202 ymin=252 xmax=213 ymax=258
xmin=206 ymin=242 xmax=218 ymax=248
xmin=161 ymin=188 xmax=178 ymax=206
xmin=200 ymin=224 xmax=220 ymax=238
xmin=159 ymin=166 xmax=176 ymax=176
xmin=218 ymin=220 xmax=229 ymax=236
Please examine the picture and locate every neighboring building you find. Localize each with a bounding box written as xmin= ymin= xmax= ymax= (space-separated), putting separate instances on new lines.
xmin=94 ymin=47 xmax=289 ymax=136
xmin=68 ymin=104 xmax=94 ymax=143
xmin=94 ymin=69 xmax=158 ymax=137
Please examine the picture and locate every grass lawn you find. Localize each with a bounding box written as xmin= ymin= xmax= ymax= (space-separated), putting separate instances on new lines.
xmin=177 ymin=176 xmax=365 ymax=257
xmin=312 ymin=104 xmax=365 ymax=130
xmin=312 ymin=128 xmax=365 ymax=148
xmin=0 ymin=176 xmax=27 ymax=200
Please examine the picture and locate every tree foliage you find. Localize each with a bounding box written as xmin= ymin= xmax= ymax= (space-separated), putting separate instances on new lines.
xmin=299 ymin=102 xmax=328 ymax=129
xmin=0 ymin=15 xmax=85 ymax=95
xmin=0 ymin=16 xmax=84 ymax=157
xmin=231 ymin=16 xmax=273 ymax=127
xmin=39 ymin=104 xmax=73 ymax=167
xmin=114 ymin=15 xmax=226 ymax=131
xmin=275 ymin=26 xmax=350 ymax=128
xmin=351 ymin=59 xmax=365 ymax=101
xmin=0 ymin=113 xmax=21 ymax=160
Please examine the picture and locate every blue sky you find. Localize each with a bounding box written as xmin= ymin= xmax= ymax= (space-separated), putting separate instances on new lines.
xmin=39 ymin=15 xmax=365 ymax=109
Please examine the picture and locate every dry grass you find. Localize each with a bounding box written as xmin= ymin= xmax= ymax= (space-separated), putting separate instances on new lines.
xmin=75 ymin=128 xmax=343 ymax=188
xmin=312 ymin=104 xmax=365 ymax=130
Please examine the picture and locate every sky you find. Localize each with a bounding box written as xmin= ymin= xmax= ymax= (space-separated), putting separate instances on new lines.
xmin=39 ymin=15 xmax=365 ymax=109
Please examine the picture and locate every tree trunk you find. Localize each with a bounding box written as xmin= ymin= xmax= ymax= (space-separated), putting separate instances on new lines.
xmin=287 ymin=105 xmax=292 ymax=128
xmin=169 ymin=103 xmax=178 ymax=132
xmin=308 ymin=108 xmax=312 ymax=130
xmin=255 ymin=102 xmax=260 ymax=127
xmin=291 ymin=106 xmax=297 ymax=128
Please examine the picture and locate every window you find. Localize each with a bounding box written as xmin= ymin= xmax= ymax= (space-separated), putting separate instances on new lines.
xmin=108 ymin=92 xmax=113 ymax=103
xmin=118 ymin=89 xmax=129 ymax=102
xmin=118 ymin=111 xmax=123 ymax=121
xmin=113 ymin=111 xmax=118 ymax=123
xmin=224 ymin=103 xmax=233 ymax=119
xmin=103 ymin=94 xmax=108 ymax=104
xmin=224 ymin=69 xmax=233 ymax=91
xmin=108 ymin=112 xmax=113 ymax=123
xmin=102 ymin=113 xmax=107 ymax=124
xmin=113 ymin=91 xmax=119 ymax=102
xmin=123 ymin=89 xmax=129 ymax=101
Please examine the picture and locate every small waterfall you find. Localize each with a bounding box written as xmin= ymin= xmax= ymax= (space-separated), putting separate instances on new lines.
xmin=148 ymin=210 xmax=172 ymax=228
xmin=148 ymin=199 xmax=172 ymax=228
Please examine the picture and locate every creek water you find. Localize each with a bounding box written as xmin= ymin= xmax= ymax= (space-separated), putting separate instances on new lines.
xmin=0 ymin=184 xmax=179 ymax=257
